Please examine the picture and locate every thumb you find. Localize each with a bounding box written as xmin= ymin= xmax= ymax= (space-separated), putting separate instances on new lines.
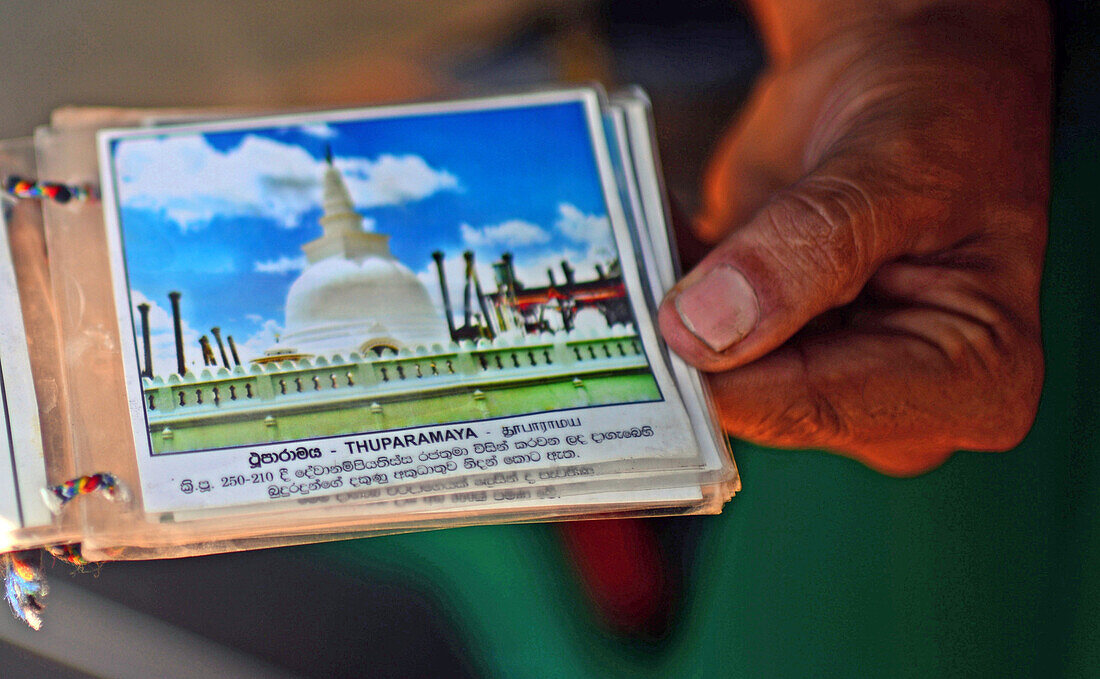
xmin=695 ymin=66 xmax=844 ymax=245
xmin=660 ymin=164 xmax=908 ymax=372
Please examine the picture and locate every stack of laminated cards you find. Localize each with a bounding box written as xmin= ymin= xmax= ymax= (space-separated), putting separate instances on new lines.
xmin=0 ymin=86 xmax=737 ymax=560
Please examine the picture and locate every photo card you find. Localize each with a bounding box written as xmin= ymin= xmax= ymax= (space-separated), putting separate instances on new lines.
xmin=98 ymin=88 xmax=711 ymax=515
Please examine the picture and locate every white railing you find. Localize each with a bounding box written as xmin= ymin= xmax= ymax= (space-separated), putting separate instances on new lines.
xmin=143 ymin=326 xmax=648 ymax=422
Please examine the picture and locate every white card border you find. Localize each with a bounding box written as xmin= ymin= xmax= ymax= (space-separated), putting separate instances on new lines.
xmin=97 ymin=88 xmax=704 ymax=514
xmin=0 ymin=206 xmax=51 ymax=530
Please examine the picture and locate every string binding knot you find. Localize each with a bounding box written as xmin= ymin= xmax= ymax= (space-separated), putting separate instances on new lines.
xmin=2 ymin=550 xmax=47 ymax=630
xmin=2 ymin=175 xmax=99 ymax=204
xmin=40 ymin=472 xmax=130 ymax=515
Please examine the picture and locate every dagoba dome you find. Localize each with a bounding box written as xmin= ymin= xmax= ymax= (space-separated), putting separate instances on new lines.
xmin=271 ymin=149 xmax=449 ymax=359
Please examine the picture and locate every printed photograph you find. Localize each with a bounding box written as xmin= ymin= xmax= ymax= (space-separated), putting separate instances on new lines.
xmin=105 ymin=98 xmax=663 ymax=454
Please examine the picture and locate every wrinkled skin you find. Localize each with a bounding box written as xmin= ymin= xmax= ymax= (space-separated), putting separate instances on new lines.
xmin=658 ymin=3 xmax=1051 ymax=475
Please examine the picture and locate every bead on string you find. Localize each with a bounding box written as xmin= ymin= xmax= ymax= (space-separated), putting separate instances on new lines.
xmin=41 ymin=472 xmax=129 ymax=515
xmin=2 ymin=175 xmax=98 ymax=204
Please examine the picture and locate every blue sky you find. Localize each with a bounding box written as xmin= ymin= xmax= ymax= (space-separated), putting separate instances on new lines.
xmin=108 ymin=100 xmax=619 ymax=375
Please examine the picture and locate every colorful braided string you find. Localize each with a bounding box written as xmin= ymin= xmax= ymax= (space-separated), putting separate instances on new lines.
xmin=45 ymin=543 xmax=91 ymax=567
xmin=2 ymin=550 xmax=47 ymax=630
xmin=3 ymin=474 xmax=126 ymax=629
xmin=42 ymin=472 xmax=126 ymax=515
xmin=2 ymin=544 xmax=92 ymax=630
xmin=3 ymin=175 xmax=97 ymax=204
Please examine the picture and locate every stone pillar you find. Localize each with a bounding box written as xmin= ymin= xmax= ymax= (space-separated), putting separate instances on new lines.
xmin=137 ymin=302 xmax=154 ymax=378
xmin=227 ymin=335 xmax=242 ymax=366
xmin=561 ymin=260 xmax=575 ymax=285
xmin=211 ymin=327 xmax=231 ymax=367
xmin=168 ymin=291 xmax=186 ymax=375
xmin=432 ymin=250 xmax=457 ymax=341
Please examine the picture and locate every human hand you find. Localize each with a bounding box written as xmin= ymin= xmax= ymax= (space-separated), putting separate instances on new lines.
xmin=658 ymin=1 xmax=1050 ymax=475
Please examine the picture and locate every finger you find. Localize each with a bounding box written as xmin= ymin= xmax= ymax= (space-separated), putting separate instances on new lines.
xmin=696 ymin=67 xmax=840 ymax=244
xmin=705 ymin=308 xmax=1042 ymax=476
xmin=661 ymin=155 xmax=919 ymax=373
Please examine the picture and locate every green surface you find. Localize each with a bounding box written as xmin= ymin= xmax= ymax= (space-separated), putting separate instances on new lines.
xmin=300 ymin=143 xmax=1096 ymax=679
xmin=149 ymin=370 xmax=658 ymax=454
xmin=147 ymin=336 xmax=659 ymax=453
xmin=300 ymin=18 xmax=1099 ymax=679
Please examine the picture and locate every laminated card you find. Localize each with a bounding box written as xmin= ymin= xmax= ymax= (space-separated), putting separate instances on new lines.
xmin=0 ymin=86 xmax=738 ymax=562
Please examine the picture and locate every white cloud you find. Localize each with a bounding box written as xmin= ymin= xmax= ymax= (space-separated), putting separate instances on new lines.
xmin=460 ymin=219 xmax=549 ymax=248
xmin=339 ymin=154 xmax=459 ymax=207
xmin=299 ymin=123 xmax=337 ymax=139
xmin=555 ymin=203 xmax=613 ymax=254
xmin=237 ymin=318 xmax=284 ymax=363
xmin=115 ymin=134 xmax=459 ymax=231
xmin=254 ymin=255 xmax=308 ymax=274
xmin=512 ymin=247 xmax=597 ymax=289
xmin=130 ymin=289 xmax=203 ymax=379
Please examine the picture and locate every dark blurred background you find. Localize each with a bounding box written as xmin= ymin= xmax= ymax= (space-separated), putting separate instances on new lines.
xmin=1 ymin=1 xmax=1097 ymax=677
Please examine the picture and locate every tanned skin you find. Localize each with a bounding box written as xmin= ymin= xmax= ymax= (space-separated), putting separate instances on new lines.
xmin=659 ymin=0 xmax=1051 ymax=475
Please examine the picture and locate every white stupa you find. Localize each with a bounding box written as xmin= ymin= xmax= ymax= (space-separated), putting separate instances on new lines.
xmin=266 ymin=150 xmax=450 ymax=359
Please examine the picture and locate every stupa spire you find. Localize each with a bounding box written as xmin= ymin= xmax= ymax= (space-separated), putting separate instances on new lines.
xmin=321 ymin=147 xmax=357 ymax=222
xmin=302 ymin=146 xmax=392 ymax=265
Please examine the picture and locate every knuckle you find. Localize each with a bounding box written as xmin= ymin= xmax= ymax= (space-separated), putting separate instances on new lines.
xmin=743 ymin=388 xmax=847 ymax=446
xmin=946 ymin=322 xmax=1043 ymax=452
xmin=765 ymin=176 xmax=878 ymax=304
xmin=886 ymin=289 xmax=1044 ymax=454
xmin=978 ymin=335 xmax=1044 ymax=451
